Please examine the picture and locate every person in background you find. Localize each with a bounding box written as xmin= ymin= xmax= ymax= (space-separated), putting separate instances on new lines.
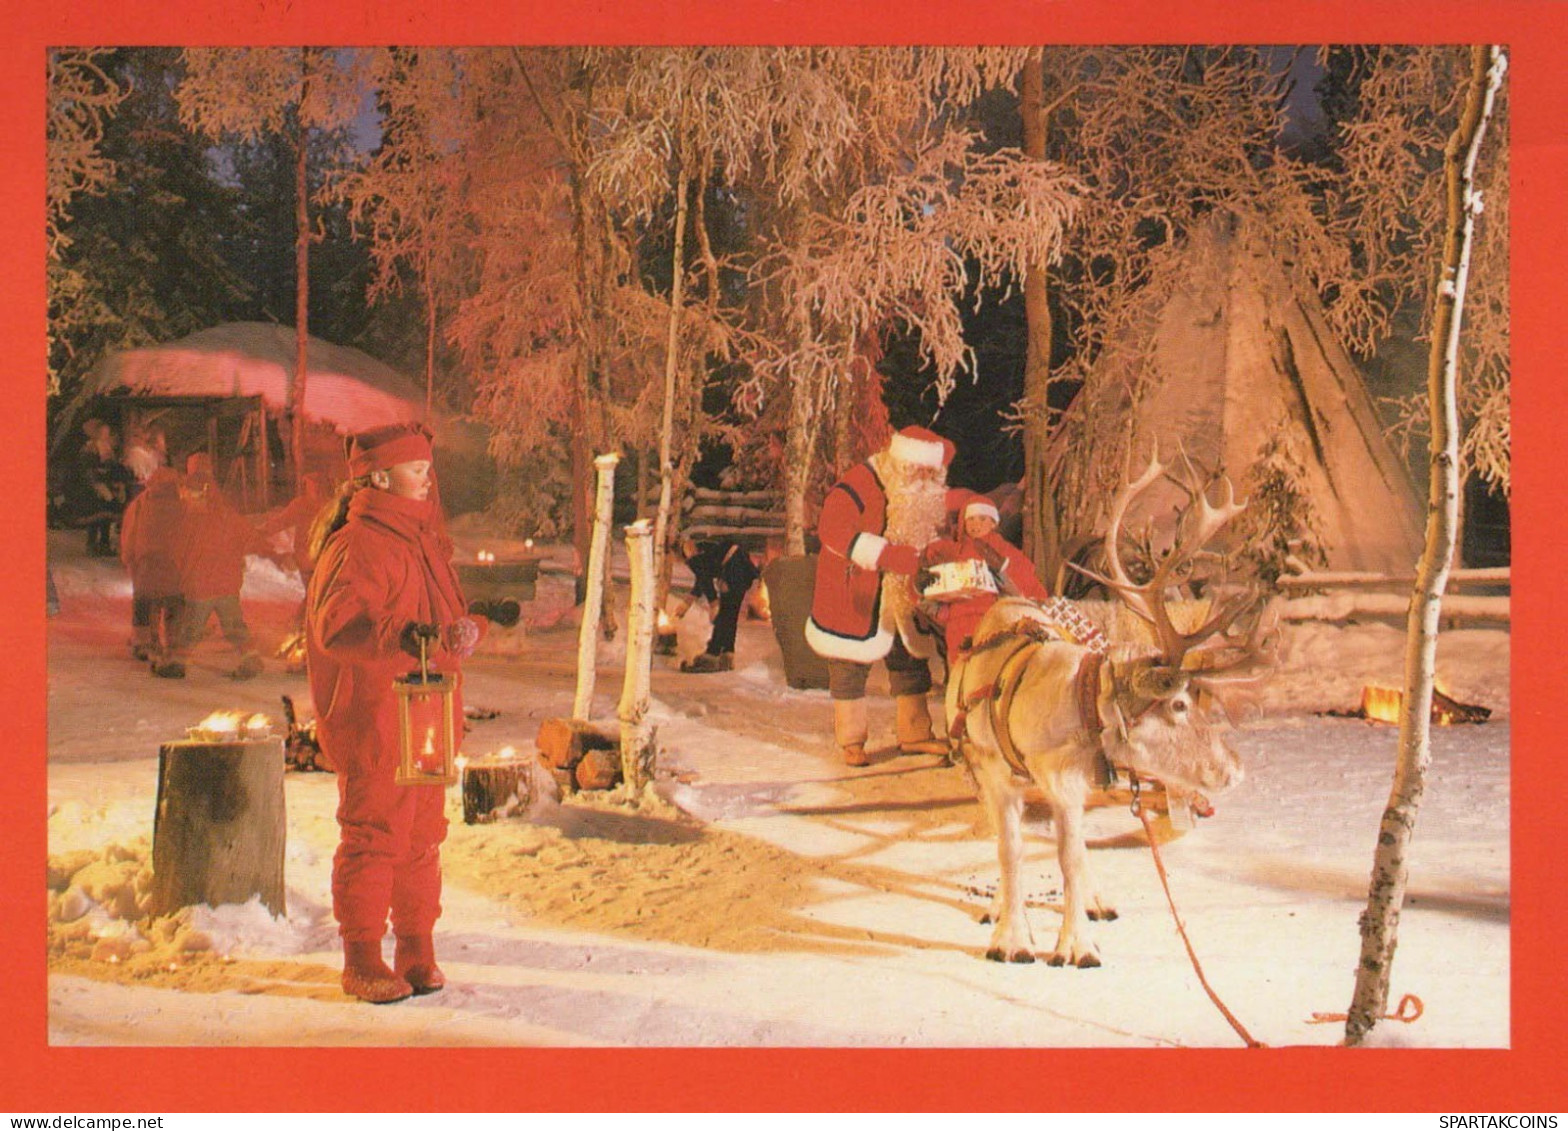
xmin=120 ymin=467 xmax=187 ymax=674
xmin=120 ymin=423 xmax=165 ymax=502
xmin=305 ymin=423 xmax=483 ymax=1005
xmin=921 ymin=491 xmax=1050 ymax=664
xmin=805 ymin=425 xmax=954 ymax=767
xmin=79 ymin=418 xmax=128 ymax=557
xmin=167 ymin=458 xmax=266 ymax=680
xmin=259 ymin=471 xmax=330 ymax=585
xmin=673 ymin=535 xmax=760 ymax=673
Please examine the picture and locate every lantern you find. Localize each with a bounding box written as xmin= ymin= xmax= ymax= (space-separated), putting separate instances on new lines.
xmin=394 ymin=637 xmax=459 ymax=786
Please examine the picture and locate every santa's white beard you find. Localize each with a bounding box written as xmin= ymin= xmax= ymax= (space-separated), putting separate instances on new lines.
xmin=871 ymin=451 xmax=947 ymax=657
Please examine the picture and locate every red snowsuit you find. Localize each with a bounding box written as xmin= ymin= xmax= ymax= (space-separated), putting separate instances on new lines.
xmin=120 ymin=468 xmax=184 ymax=600
xmin=924 ymin=529 xmax=1050 ymax=661
xmin=305 ymin=487 xmax=473 ymax=944
xmin=175 ymin=491 xmax=265 ymax=601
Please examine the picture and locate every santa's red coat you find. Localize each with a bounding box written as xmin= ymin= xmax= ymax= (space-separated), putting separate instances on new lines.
xmin=305 ymin=487 xmax=474 ymax=942
xmin=807 ymin=460 xmax=936 ymax=664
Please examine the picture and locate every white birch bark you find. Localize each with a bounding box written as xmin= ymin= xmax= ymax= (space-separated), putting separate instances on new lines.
xmin=1345 ymin=44 xmax=1505 ymax=1046
xmin=617 ymin=518 xmax=657 ymax=792
xmin=572 ymin=452 xmax=620 ymax=720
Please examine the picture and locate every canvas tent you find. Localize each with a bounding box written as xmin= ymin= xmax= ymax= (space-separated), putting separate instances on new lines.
xmin=58 ymin=322 xmax=492 ymax=513
xmin=1051 ymin=215 xmax=1425 ymax=578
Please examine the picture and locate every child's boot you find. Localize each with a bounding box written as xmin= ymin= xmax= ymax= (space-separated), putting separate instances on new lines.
xmin=394 ymin=934 xmax=446 ymax=995
xmin=341 ymin=939 xmax=412 ymax=1004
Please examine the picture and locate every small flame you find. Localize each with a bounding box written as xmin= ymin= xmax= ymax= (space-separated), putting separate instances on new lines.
xmin=753 ymin=580 xmax=772 ymax=623
xmin=524 ymin=538 xmax=535 ymax=552
xmin=1361 ymin=686 xmax=1402 ymax=725
xmin=1360 ymin=684 xmax=1472 ymax=726
xmin=657 ymin=610 xmax=673 ymax=630
xmin=245 ymin=713 xmax=272 ymax=737
xmin=498 ymin=744 xmax=517 ymax=758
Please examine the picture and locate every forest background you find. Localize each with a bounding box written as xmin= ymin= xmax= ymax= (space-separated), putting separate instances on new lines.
xmin=45 ymin=43 xmax=1510 ymax=594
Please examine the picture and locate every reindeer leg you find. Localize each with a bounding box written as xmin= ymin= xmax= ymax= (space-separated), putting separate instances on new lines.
xmin=976 ymin=762 xmax=1034 ymax=964
xmin=1049 ymin=789 xmax=1103 ymax=969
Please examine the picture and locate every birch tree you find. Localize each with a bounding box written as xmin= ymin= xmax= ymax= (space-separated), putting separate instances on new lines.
xmin=1345 ymin=45 xmax=1504 ymax=1047
xmin=1326 ymin=45 xmax=1511 ymax=501
xmin=341 ymin=49 xmax=470 ymax=417
xmin=176 ymin=48 xmax=366 ymax=487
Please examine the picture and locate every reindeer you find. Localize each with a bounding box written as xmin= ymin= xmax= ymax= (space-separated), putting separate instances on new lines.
xmin=946 ymin=453 xmax=1270 ymax=967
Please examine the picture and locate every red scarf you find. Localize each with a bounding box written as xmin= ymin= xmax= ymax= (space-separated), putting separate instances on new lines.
xmin=346 ymin=487 xmax=466 ymax=626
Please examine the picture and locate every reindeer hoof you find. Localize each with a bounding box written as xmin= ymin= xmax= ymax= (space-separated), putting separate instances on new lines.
xmin=978 ymin=911 xmax=994 ymax=925
xmin=984 ymin=946 xmax=1035 ymax=964
xmin=1075 ymin=952 xmax=1102 ymax=969
xmin=1045 ymin=952 xmax=1067 ymax=967
xmin=1088 ymin=908 xmax=1119 ymax=922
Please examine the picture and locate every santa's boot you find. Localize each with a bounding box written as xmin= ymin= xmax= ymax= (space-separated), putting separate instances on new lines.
xmin=341 ymin=939 xmax=412 ymax=1004
xmin=394 ymin=934 xmax=446 ymax=995
xmin=834 ymin=697 xmax=871 ymax=767
xmin=896 ymin=694 xmax=949 ymax=756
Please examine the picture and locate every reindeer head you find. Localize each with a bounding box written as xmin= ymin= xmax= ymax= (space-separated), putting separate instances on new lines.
xmin=1080 ymin=449 xmax=1276 ymax=792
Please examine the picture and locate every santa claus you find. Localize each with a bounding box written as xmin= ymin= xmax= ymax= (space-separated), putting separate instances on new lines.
xmin=806 ymin=425 xmax=954 ymax=766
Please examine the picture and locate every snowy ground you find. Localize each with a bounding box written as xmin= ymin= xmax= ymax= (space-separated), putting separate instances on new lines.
xmin=44 ymin=524 xmax=1511 ymax=1049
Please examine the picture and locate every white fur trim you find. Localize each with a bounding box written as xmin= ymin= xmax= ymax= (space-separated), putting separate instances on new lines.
xmin=888 ymin=431 xmax=946 ymax=468
xmin=806 ymin=617 xmax=893 ymax=664
xmin=963 ymin=498 xmax=1000 ymax=523
xmin=849 ymin=532 xmax=887 ymax=571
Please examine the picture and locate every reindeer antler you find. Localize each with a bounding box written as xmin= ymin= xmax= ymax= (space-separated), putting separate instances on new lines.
xmin=1073 ymin=446 xmax=1254 ymax=667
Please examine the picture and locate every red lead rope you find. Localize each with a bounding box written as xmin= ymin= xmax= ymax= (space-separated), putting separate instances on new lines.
xmin=1135 ymin=805 xmax=1266 ymax=1049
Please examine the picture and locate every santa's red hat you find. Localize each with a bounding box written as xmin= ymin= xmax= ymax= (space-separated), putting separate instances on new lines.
xmin=963 ymin=496 xmax=1000 ymax=523
xmin=888 ymin=425 xmax=955 ymax=469
xmin=346 ymin=422 xmax=435 ymax=478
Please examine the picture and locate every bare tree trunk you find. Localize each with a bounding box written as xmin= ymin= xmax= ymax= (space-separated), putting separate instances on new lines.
xmin=782 ymin=364 xmax=819 ymax=557
xmin=1345 ymin=44 xmax=1504 ymax=1047
xmin=423 ymin=260 xmax=437 ymax=418
xmin=618 ymin=519 xmax=657 ymax=792
xmin=573 ymin=453 xmax=620 ymax=720
xmin=289 ymin=51 xmax=314 ymax=494
xmin=652 ymin=168 xmax=691 ymax=607
xmin=1019 ymin=48 xmax=1061 ymax=587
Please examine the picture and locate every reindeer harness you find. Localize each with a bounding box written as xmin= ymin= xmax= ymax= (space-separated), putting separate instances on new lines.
xmin=949 ymin=616 xmax=1118 ymax=783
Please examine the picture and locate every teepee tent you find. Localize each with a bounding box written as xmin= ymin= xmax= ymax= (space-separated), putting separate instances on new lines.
xmin=1052 ymin=215 xmax=1424 ymax=578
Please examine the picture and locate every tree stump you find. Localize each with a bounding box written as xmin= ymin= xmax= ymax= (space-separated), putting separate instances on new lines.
xmin=462 ymin=754 xmax=547 ymax=824
xmin=152 ymin=737 xmax=287 ymax=916
xmin=763 ymin=554 xmax=831 ymax=690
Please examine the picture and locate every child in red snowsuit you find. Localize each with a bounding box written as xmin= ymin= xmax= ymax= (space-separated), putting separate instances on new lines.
xmin=923 ymin=493 xmax=1050 ymax=663
xmin=169 ymin=466 xmax=267 ymax=679
xmin=305 ymin=423 xmax=483 ymax=1005
xmin=119 ymin=466 xmax=185 ymax=669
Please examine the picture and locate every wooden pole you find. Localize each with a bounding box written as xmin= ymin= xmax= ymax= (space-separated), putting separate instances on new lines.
xmin=618 ymin=518 xmax=657 ymax=793
xmin=573 ymin=452 xmax=619 ymax=720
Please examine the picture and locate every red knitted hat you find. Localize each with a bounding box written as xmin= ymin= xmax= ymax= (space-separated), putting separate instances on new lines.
xmin=346 ymin=423 xmax=434 ymax=477
xmin=888 ymin=425 xmax=954 ymax=469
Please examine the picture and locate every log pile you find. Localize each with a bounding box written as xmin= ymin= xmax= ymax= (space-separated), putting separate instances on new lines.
xmin=535 ymin=716 xmax=623 ymax=794
xmin=647 ymin=487 xmax=785 ymax=550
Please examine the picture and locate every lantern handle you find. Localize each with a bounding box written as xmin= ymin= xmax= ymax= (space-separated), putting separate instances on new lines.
xmin=419 ymin=633 xmax=429 ymax=682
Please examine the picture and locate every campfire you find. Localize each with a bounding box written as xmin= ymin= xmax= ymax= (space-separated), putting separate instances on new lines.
xmin=188 ymin=710 xmax=274 ymax=742
xmin=749 ymin=580 xmax=772 ymax=622
xmin=655 ymin=609 xmax=678 ymax=655
xmin=1358 ymin=684 xmax=1491 ymax=725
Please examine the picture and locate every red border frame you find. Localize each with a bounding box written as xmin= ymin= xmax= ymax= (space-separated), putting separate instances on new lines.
xmin=6 ymin=0 xmax=1565 ymax=1113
